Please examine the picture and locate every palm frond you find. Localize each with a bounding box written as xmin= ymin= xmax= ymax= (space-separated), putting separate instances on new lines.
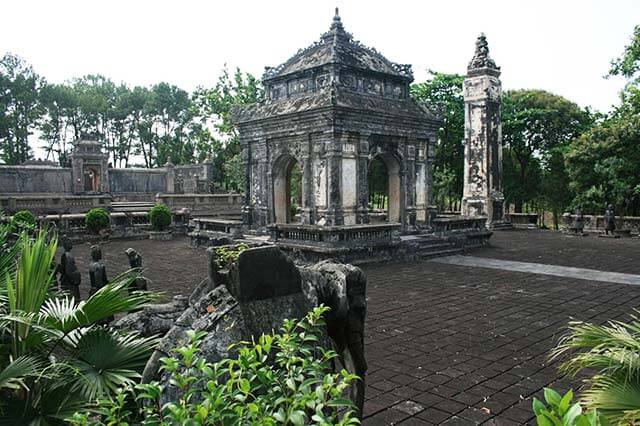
xmin=63 ymin=327 xmax=159 ymax=400
xmin=0 ymin=355 xmax=44 ymax=391
xmin=39 ymin=270 xmax=158 ymax=333
xmin=581 ymin=375 xmax=640 ymax=423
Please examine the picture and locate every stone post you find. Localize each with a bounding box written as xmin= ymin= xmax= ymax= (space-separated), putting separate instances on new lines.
xmin=356 ymin=133 xmax=370 ymax=224
xmin=462 ymin=34 xmax=508 ymax=228
xmin=325 ymin=132 xmax=344 ymax=226
xmin=165 ymin=160 xmax=175 ymax=194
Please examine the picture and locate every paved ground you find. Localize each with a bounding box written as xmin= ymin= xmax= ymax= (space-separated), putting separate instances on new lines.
xmin=57 ymin=230 xmax=640 ymax=425
xmin=360 ymin=230 xmax=640 ymax=425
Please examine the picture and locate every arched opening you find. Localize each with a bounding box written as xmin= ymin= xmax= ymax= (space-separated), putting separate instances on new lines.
xmin=83 ymin=167 xmax=100 ymax=192
xmin=273 ymin=156 xmax=302 ymax=224
xmin=368 ymin=155 xmax=401 ymax=223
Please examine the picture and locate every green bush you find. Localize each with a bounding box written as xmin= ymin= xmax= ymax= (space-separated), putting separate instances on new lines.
xmin=0 ymin=230 xmax=158 ymax=425
xmin=215 ymin=243 xmax=249 ymax=269
xmin=11 ymin=209 xmax=36 ymax=232
xmin=149 ymin=203 xmax=171 ymax=231
xmin=85 ymin=208 xmax=110 ymax=234
xmin=70 ymin=306 xmax=361 ymax=425
xmin=533 ymin=388 xmax=607 ymax=426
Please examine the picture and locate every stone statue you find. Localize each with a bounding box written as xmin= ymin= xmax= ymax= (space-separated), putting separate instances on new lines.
xmin=58 ymin=236 xmax=81 ymax=300
xmin=574 ymin=206 xmax=584 ymax=234
xmin=125 ymin=248 xmax=148 ymax=292
xmin=604 ymin=204 xmax=616 ymax=235
xmin=89 ymin=245 xmax=108 ymax=296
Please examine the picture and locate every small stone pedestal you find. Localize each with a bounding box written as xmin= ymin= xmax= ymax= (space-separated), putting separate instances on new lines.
xmin=149 ymin=230 xmax=173 ymax=241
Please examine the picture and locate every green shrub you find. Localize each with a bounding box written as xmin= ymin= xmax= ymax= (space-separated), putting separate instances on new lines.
xmin=85 ymin=208 xmax=110 ymax=234
xmin=532 ymin=388 xmax=608 ymax=426
xmin=11 ymin=209 xmax=36 ymax=232
xmin=70 ymin=306 xmax=361 ymax=425
xmin=215 ymin=243 xmax=249 ymax=269
xmin=149 ymin=204 xmax=171 ymax=231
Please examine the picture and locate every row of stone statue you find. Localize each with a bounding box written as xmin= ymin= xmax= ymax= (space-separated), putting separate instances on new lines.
xmin=573 ymin=204 xmax=617 ymax=234
xmin=57 ymin=237 xmax=148 ymax=300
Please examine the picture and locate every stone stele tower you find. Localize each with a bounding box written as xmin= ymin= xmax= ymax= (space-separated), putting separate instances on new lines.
xmin=461 ymin=34 xmax=507 ymax=228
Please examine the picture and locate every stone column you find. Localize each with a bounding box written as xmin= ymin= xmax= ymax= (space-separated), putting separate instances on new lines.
xmin=356 ymin=133 xmax=370 ymax=224
xmin=404 ymin=141 xmax=417 ymax=230
xmin=462 ymin=34 xmax=507 ymax=228
xmin=325 ymin=132 xmax=344 ymax=226
xmin=241 ymin=141 xmax=252 ymax=226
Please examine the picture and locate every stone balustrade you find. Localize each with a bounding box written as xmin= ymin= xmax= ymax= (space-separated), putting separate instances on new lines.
xmin=156 ymin=193 xmax=243 ymax=218
xmin=0 ymin=194 xmax=112 ymax=215
xmin=562 ymin=213 xmax=640 ymax=235
xmin=268 ymin=223 xmax=401 ymax=250
xmin=506 ymin=213 xmax=539 ymax=229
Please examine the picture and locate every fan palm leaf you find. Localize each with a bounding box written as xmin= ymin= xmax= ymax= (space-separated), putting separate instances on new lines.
xmin=63 ymin=327 xmax=159 ymax=400
xmin=581 ymin=375 xmax=640 ymax=423
xmin=0 ymin=355 xmax=45 ymax=391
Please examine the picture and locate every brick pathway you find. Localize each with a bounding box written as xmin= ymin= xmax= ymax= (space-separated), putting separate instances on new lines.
xmin=360 ymin=230 xmax=640 ymax=425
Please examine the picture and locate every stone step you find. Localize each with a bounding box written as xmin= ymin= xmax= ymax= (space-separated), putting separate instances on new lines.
xmin=417 ymin=246 xmax=463 ymax=259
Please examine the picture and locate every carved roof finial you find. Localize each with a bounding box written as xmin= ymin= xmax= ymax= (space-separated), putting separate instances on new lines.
xmin=468 ymin=33 xmax=499 ymax=72
xmin=322 ymin=7 xmax=349 ymax=42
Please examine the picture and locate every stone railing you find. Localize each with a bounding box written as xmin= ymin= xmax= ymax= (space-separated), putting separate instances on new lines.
xmin=506 ymin=213 xmax=539 ymax=228
xmin=156 ymin=193 xmax=243 ymax=218
xmin=0 ymin=194 xmax=112 ymax=215
xmin=268 ymin=223 xmax=401 ymax=251
xmin=431 ymin=215 xmax=487 ymax=234
xmin=3 ymin=210 xmax=189 ymax=241
xmin=562 ymin=213 xmax=640 ymax=234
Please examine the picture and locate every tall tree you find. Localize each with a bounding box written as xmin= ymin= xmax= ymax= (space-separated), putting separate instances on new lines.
xmin=0 ymin=53 xmax=44 ymax=164
xmin=411 ymin=71 xmax=465 ymax=211
xmin=566 ymin=25 xmax=640 ymax=216
xmin=192 ymin=66 xmax=263 ymax=191
xmin=501 ymin=89 xmax=592 ymax=212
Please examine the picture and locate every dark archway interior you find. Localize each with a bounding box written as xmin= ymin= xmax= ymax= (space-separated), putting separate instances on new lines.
xmin=286 ymin=160 xmax=302 ymax=223
xmin=368 ymin=157 xmax=388 ymax=222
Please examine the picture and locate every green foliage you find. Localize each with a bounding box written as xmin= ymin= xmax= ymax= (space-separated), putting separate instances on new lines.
xmin=502 ymin=89 xmax=593 ymax=212
xmin=609 ymin=25 xmax=640 ymax=81
xmin=85 ymin=208 xmax=110 ymax=234
xmin=0 ymin=53 xmax=44 ymax=165
xmin=149 ymin=203 xmax=172 ymax=231
xmin=10 ymin=209 xmax=36 ymax=232
xmin=192 ymin=65 xmax=263 ymax=190
xmin=551 ymin=314 xmax=640 ymax=424
xmin=412 ymin=71 xmax=465 ymax=209
xmin=368 ymin=157 xmax=388 ymax=210
xmin=532 ymin=388 xmax=607 ymax=426
xmin=0 ymin=230 xmax=158 ymax=424
xmin=214 ymin=243 xmax=249 ymax=269
xmin=71 ymin=306 xmax=360 ymax=425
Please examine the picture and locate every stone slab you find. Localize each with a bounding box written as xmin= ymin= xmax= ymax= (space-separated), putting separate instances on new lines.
xmin=431 ymin=255 xmax=640 ymax=286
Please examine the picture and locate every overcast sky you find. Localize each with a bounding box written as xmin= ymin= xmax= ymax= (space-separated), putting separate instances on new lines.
xmin=1 ymin=0 xmax=638 ymax=113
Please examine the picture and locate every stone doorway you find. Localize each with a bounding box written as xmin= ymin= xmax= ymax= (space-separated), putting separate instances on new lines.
xmin=83 ymin=167 xmax=100 ymax=192
xmin=273 ymin=155 xmax=302 ymax=223
xmin=368 ymin=154 xmax=401 ymax=223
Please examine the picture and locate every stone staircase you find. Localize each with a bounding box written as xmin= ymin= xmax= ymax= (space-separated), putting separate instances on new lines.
xmin=111 ymin=201 xmax=156 ymax=213
xmin=402 ymin=234 xmax=463 ymax=259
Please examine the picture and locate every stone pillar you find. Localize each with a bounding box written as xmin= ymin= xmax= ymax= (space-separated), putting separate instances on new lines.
xmin=165 ymin=160 xmax=175 ymax=194
xmin=462 ymin=34 xmax=507 ymax=228
xmin=241 ymin=141 xmax=252 ymax=226
xmin=404 ymin=141 xmax=417 ymax=230
xmin=71 ymin=157 xmax=83 ymax=194
xmin=300 ymin=135 xmax=314 ymax=225
xmin=325 ymin=132 xmax=344 ymax=226
xmin=356 ymin=133 xmax=370 ymax=224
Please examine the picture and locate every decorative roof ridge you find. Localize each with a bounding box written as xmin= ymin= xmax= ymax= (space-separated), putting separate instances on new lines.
xmin=262 ymin=8 xmax=413 ymax=81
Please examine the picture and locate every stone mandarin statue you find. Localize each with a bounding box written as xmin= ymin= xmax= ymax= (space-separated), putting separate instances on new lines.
xmin=89 ymin=245 xmax=108 ymax=296
xmin=58 ymin=236 xmax=81 ymax=300
xmin=604 ymin=204 xmax=616 ymax=235
xmin=574 ymin=206 xmax=584 ymax=234
xmin=125 ymin=248 xmax=148 ymax=292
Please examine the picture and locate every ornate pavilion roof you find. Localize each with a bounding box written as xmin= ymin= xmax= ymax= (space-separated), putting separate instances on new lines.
xmin=263 ymin=8 xmax=413 ymax=82
xmin=232 ymin=9 xmax=440 ymax=125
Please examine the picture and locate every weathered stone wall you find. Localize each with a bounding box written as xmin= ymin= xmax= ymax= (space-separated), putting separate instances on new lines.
xmin=0 ymin=165 xmax=72 ymax=193
xmin=108 ymin=168 xmax=167 ymax=194
xmin=562 ymin=213 xmax=640 ymax=234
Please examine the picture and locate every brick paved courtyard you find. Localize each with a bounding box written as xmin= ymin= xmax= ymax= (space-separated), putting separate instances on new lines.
xmin=62 ymin=230 xmax=640 ymax=425
xmin=360 ymin=230 xmax=640 ymax=425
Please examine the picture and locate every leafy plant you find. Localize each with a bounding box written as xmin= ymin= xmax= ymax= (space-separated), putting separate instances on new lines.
xmin=551 ymin=315 xmax=640 ymax=424
xmin=533 ymin=388 xmax=608 ymax=426
xmin=214 ymin=243 xmax=249 ymax=269
xmin=85 ymin=208 xmax=110 ymax=234
xmin=0 ymin=230 xmax=159 ymax=425
xmin=149 ymin=203 xmax=172 ymax=231
xmin=71 ymin=306 xmax=360 ymax=425
xmin=10 ymin=209 xmax=36 ymax=232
